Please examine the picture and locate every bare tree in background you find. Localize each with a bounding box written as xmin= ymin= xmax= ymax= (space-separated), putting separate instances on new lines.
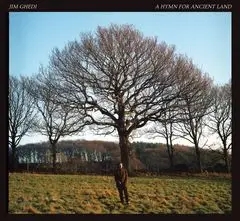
xmin=26 ymin=68 xmax=88 ymax=173
xmin=174 ymin=60 xmax=213 ymax=173
xmin=45 ymin=24 xmax=210 ymax=173
xmin=207 ymin=82 xmax=232 ymax=173
xmin=9 ymin=75 xmax=36 ymax=171
xmin=148 ymin=102 xmax=180 ymax=170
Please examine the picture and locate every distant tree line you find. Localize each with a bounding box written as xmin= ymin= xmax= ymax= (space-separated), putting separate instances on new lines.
xmin=8 ymin=140 xmax=231 ymax=174
xmin=9 ymin=24 xmax=231 ymax=174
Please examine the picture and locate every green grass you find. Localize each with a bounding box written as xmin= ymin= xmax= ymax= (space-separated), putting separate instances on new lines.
xmin=8 ymin=173 xmax=231 ymax=214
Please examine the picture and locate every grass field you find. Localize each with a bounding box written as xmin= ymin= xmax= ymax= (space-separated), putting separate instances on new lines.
xmin=8 ymin=173 xmax=231 ymax=214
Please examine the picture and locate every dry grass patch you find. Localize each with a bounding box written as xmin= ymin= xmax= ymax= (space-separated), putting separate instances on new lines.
xmin=9 ymin=173 xmax=231 ymax=214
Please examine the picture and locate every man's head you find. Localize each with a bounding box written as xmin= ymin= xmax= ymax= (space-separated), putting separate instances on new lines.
xmin=118 ymin=163 xmax=123 ymax=169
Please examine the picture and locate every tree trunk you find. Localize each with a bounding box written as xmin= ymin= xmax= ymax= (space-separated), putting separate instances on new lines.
xmin=11 ymin=143 xmax=18 ymax=172
xmin=223 ymin=146 xmax=230 ymax=173
xmin=169 ymin=152 xmax=174 ymax=170
xmin=118 ymin=133 xmax=131 ymax=174
xmin=195 ymin=143 xmax=203 ymax=173
xmin=117 ymin=100 xmax=132 ymax=174
xmin=166 ymin=141 xmax=174 ymax=170
xmin=52 ymin=143 xmax=57 ymax=174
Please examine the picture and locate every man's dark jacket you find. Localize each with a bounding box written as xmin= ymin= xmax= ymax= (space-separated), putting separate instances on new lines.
xmin=114 ymin=167 xmax=128 ymax=188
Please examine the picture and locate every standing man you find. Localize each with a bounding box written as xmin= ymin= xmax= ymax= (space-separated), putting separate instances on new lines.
xmin=114 ymin=162 xmax=129 ymax=205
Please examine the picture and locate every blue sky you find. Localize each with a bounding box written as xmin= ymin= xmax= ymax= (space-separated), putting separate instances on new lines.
xmin=9 ymin=12 xmax=231 ymax=145
xmin=10 ymin=12 xmax=231 ymax=85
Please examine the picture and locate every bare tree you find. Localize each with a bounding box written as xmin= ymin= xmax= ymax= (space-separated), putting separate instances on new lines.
xmin=8 ymin=75 xmax=36 ymax=171
xmin=46 ymin=24 xmax=208 ymax=173
xmin=147 ymin=102 xmax=180 ymax=170
xmin=174 ymin=62 xmax=213 ymax=173
xmin=26 ymin=68 xmax=87 ymax=173
xmin=207 ymin=82 xmax=231 ymax=173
